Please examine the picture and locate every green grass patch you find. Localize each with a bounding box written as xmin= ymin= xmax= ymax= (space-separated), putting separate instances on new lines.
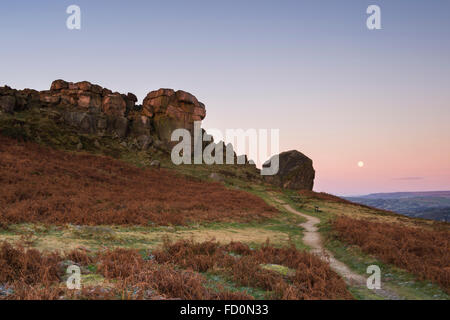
xmin=203 ymin=272 xmax=268 ymax=300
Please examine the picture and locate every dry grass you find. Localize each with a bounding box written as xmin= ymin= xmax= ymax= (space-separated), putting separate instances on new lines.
xmin=0 ymin=239 xmax=352 ymax=300
xmin=0 ymin=135 xmax=276 ymax=227
xmin=298 ymin=190 xmax=357 ymax=204
xmin=96 ymin=247 xmax=251 ymax=300
xmin=331 ymin=216 xmax=450 ymax=293
xmin=0 ymin=223 xmax=291 ymax=254
xmin=298 ymin=190 xmax=396 ymax=215
xmin=0 ymin=242 xmax=252 ymax=300
xmin=152 ymin=239 xmax=353 ymax=300
xmin=0 ymin=242 xmax=61 ymax=285
xmin=296 ymin=190 xmax=447 ymax=230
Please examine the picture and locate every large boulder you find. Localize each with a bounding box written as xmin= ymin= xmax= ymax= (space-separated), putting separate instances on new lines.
xmin=50 ymin=79 xmax=69 ymax=91
xmin=142 ymin=88 xmax=206 ymax=142
xmin=263 ymin=150 xmax=315 ymax=190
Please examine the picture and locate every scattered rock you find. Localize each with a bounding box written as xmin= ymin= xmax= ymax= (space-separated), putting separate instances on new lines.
xmin=153 ymin=139 xmax=163 ymax=147
xmin=0 ymin=285 xmax=13 ymax=297
xmin=58 ymin=259 xmax=79 ymax=273
xmin=209 ymin=172 xmax=224 ymax=182
xmin=137 ymin=135 xmax=153 ymax=150
xmin=150 ymin=160 xmax=161 ymax=169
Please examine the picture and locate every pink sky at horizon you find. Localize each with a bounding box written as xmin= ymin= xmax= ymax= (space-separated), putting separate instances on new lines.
xmin=202 ymin=76 xmax=450 ymax=196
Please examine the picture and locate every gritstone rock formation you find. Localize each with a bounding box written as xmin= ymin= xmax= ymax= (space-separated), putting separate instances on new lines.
xmin=0 ymin=80 xmax=207 ymax=151
xmin=263 ymin=150 xmax=315 ymax=190
xmin=142 ymin=89 xmax=206 ymax=143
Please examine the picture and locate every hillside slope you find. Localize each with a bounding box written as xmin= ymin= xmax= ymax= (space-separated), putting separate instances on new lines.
xmin=0 ymin=133 xmax=448 ymax=300
xmin=0 ymin=135 xmax=275 ymax=226
xmin=1 ymin=81 xmax=448 ymax=300
xmin=0 ymin=135 xmax=356 ymax=300
xmin=346 ymin=192 xmax=450 ymax=222
xmin=279 ymin=190 xmax=449 ymax=299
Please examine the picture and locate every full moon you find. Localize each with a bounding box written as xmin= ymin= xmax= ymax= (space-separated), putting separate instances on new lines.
xmin=358 ymin=161 xmax=364 ymax=168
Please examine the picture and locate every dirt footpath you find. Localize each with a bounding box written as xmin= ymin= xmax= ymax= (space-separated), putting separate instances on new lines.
xmin=272 ymin=195 xmax=401 ymax=300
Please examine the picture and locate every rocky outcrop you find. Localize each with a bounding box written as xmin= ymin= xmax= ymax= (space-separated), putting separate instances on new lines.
xmin=0 ymin=80 xmax=209 ymax=152
xmin=143 ymin=89 xmax=206 ymax=142
xmin=1 ymin=80 xmax=137 ymax=117
xmin=0 ymin=86 xmax=41 ymax=113
xmin=48 ymin=79 xmax=137 ymax=117
xmin=1 ymin=80 xmax=318 ymax=185
xmin=263 ymin=150 xmax=315 ymax=190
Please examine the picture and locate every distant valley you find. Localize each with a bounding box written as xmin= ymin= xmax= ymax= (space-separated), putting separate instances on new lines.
xmin=345 ymin=191 xmax=450 ymax=222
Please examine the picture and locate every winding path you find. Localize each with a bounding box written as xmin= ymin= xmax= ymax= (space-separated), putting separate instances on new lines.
xmin=271 ymin=195 xmax=400 ymax=300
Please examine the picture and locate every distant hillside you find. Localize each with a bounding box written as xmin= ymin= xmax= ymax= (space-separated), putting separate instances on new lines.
xmin=355 ymin=191 xmax=450 ymax=199
xmin=346 ymin=191 xmax=450 ymax=222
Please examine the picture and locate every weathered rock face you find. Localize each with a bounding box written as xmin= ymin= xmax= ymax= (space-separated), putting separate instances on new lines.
xmin=143 ymin=88 xmax=206 ymax=142
xmin=48 ymin=79 xmax=134 ymax=116
xmin=0 ymin=80 xmax=136 ymax=139
xmin=0 ymin=80 xmax=209 ymax=153
xmin=0 ymin=86 xmax=41 ymax=113
xmin=101 ymin=93 xmax=126 ymax=116
xmin=263 ymin=150 xmax=315 ymax=190
xmin=128 ymin=113 xmax=151 ymax=137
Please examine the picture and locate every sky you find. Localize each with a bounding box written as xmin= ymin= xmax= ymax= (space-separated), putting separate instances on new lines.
xmin=1 ymin=0 xmax=449 ymax=195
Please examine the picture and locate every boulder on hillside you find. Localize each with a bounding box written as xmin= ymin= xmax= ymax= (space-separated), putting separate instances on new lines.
xmin=142 ymin=88 xmax=206 ymax=143
xmin=263 ymin=150 xmax=315 ymax=190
